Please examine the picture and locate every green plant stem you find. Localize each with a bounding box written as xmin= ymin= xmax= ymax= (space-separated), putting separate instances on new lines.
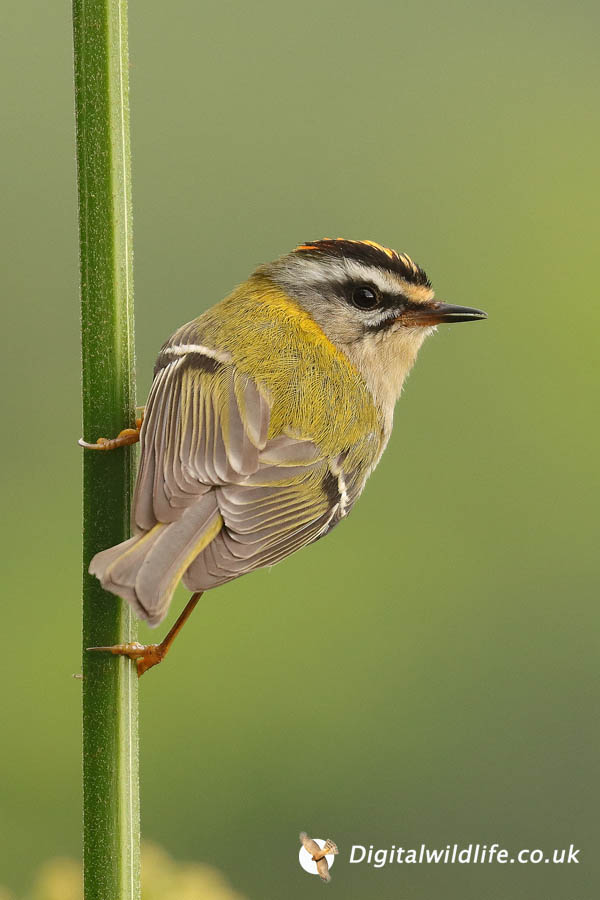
xmin=73 ymin=1 xmax=139 ymax=898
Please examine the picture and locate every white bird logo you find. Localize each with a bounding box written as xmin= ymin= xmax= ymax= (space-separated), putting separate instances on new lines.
xmin=299 ymin=832 xmax=339 ymax=883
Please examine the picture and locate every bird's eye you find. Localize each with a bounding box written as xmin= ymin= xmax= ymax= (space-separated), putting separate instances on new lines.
xmin=351 ymin=285 xmax=380 ymax=310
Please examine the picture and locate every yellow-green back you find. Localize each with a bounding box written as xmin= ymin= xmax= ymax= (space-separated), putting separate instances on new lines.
xmin=185 ymin=276 xmax=383 ymax=458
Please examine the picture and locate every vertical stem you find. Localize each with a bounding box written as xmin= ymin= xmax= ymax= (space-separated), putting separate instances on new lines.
xmin=73 ymin=1 xmax=139 ymax=898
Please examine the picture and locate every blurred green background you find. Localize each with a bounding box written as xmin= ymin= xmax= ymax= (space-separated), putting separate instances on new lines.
xmin=2 ymin=0 xmax=598 ymax=897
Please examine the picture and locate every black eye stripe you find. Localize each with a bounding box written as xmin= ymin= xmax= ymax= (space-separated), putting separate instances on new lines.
xmin=361 ymin=297 xmax=429 ymax=331
xmin=331 ymin=279 xmax=428 ymax=328
xmin=344 ymin=282 xmax=414 ymax=315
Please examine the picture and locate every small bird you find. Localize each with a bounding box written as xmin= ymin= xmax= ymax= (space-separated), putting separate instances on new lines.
xmin=84 ymin=239 xmax=486 ymax=674
xmin=299 ymin=832 xmax=339 ymax=883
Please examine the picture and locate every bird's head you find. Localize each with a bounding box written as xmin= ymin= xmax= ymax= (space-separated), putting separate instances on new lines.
xmin=258 ymin=238 xmax=487 ymax=412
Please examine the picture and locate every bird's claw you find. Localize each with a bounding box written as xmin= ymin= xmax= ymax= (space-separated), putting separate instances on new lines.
xmin=78 ymin=423 xmax=142 ymax=451
xmin=87 ymin=641 xmax=165 ymax=677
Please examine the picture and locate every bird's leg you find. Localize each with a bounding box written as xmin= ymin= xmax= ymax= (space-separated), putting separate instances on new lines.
xmin=88 ymin=591 xmax=203 ymax=677
xmin=78 ymin=409 xmax=145 ymax=451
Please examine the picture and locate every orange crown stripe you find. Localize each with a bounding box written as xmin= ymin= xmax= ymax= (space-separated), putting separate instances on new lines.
xmin=294 ymin=238 xmax=399 ymax=259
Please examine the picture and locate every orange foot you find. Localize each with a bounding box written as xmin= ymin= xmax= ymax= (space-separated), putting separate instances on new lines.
xmin=87 ymin=640 xmax=167 ymax=677
xmin=79 ymin=415 xmax=143 ymax=451
xmin=87 ymin=592 xmax=203 ymax=678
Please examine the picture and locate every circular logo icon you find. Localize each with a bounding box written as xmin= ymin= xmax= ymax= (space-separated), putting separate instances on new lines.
xmin=299 ymin=839 xmax=337 ymax=876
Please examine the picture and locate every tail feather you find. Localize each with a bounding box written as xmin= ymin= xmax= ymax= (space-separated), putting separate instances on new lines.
xmin=89 ymin=526 xmax=166 ymax=622
xmin=89 ymin=496 xmax=223 ymax=626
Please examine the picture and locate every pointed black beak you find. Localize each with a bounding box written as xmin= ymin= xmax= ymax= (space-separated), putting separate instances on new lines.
xmin=433 ymin=302 xmax=488 ymax=323
xmin=401 ymin=302 xmax=488 ymax=326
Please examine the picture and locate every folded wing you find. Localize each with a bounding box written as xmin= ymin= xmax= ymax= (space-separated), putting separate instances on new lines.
xmin=93 ymin=344 xmax=361 ymax=623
